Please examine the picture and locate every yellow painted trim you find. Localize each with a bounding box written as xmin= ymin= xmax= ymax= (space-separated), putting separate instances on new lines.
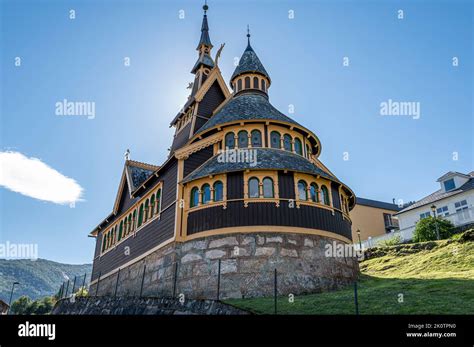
xmin=183 ymin=226 xmax=352 ymax=244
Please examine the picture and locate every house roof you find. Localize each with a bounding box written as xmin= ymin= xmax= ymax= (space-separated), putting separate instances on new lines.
xmin=182 ymin=148 xmax=336 ymax=183
xmin=436 ymin=171 xmax=470 ymax=182
xmin=396 ymin=174 xmax=474 ymax=215
xmin=230 ymin=42 xmax=270 ymax=83
xmin=191 ymin=53 xmax=215 ymax=73
xmin=194 ymin=92 xmax=301 ymax=135
xmin=356 ymin=197 xmax=402 ymax=211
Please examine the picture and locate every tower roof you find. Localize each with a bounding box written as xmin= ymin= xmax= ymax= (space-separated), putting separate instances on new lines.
xmin=231 ymin=39 xmax=270 ymax=83
xmin=194 ymin=92 xmax=301 ymax=135
xmin=197 ymin=4 xmax=212 ymax=49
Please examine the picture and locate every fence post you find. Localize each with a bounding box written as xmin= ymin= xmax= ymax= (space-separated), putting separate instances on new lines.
xmin=274 ymin=269 xmax=277 ymax=315
xmin=71 ymin=276 xmax=77 ymax=295
xmin=216 ymin=259 xmax=221 ymax=301
xmin=139 ymin=264 xmax=146 ymax=297
xmin=354 ymin=281 xmax=359 ymax=315
xmin=172 ymin=262 xmax=178 ymax=298
xmin=58 ymin=283 xmax=63 ymax=299
xmin=65 ymin=280 xmax=70 ymax=298
xmin=114 ymin=268 xmax=121 ymax=297
xmin=95 ymin=272 xmax=101 ymax=297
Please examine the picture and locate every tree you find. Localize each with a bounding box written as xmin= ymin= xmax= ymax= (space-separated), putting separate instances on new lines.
xmin=413 ymin=216 xmax=454 ymax=242
xmin=10 ymin=296 xmax=32 ymax=315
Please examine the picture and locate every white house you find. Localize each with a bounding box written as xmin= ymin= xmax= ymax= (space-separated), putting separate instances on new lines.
xmin=394 ymin=171 xmax=474 ymax=241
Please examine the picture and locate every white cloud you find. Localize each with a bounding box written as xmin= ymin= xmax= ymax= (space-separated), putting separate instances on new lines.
xmin=0 ymin=151 xmax=83 ymax=205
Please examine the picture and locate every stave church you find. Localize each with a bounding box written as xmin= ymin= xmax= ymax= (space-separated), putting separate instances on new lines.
xmin=88 ymin=3 xmax=358 ymax=299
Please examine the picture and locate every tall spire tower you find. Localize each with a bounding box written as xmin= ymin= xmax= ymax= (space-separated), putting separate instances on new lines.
xmin=190 ymin=2 xmax=215 ymax=95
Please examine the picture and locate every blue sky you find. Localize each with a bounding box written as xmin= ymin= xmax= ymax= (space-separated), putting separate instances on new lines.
xmin=1 ymin=0 xmax=472 ymax=264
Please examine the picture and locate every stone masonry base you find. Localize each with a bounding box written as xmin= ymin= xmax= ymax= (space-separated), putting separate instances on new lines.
xmin=89 ymin=232 xmax=359 ymax=300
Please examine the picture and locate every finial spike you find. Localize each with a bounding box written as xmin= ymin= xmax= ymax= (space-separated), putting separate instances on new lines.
xmin=247 ymin=25 xmax=251 ymax=45
xmin=203 ymin=0 xmax=209 ymax=13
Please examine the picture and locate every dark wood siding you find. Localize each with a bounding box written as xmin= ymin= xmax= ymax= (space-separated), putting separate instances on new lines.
xmin=331 ymin=182 xmax=342 ymax=210
xmin=194 ymin=81 xmax=226 ymax=133
xmin=91 ymin=161 xmax=178 ymax=281
xmin=183 ymin=146 xmax=214 ymax=178
xmin=170 ymin=121 xmax=192 ymax=153
xmin=227 ymin=171 xmax=244 ymax=199
xmin=116 ymin=183 xmax=138 ymax=216
xmin=187 ymin=201 xmax=352 ymax=241
xmin=278 ymin=171 xmax=295 ymax=199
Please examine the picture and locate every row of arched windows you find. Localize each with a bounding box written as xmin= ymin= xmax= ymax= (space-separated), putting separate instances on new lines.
xmin=190 ymin=181 xmax=224 ymax=208
xmin=297 ymin=180 xmax=331 ymax=206
xmin=224 ymin=129 xmax=311 ymax=158
xmin=234 ymin=75 xmax=267 ymax=93
xmin=225 ymin=130 xmax=262 ymax=149
xmin=101 ymin=188 xmax=162 ymax=253
xmin=248 ymin=177 xmax=274 ymax=198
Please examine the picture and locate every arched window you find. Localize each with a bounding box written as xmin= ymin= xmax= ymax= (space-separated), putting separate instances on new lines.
xmin=144 ymin=199 xmax=149 ymax=222
xmin=190 ymin=187 xmax=199 ymax=207
xmin=225 ymin=132 xmax=235 ymax=149
xmin=321 ymin=185 xmax=330 ymax=205
xmin=150 ymin=194 xmax=155 ymax=218
xmin=248 ymin=177 xmax=260 ymax=198
xmin=245 ymin=76 xmax=250 ymax=88
xmin=251 ymin=130 xmax=262 ymax=147
xmin=156 ymin=189 xmax=161 ymax=214
xmin=263 ymin=177 xmax=274 ymax=198
xmin=261 ymin=79 xmax=266 ymax=91
xmin=127 ymin=214 xmax=132 ymax=234
xmin=202 ymin=184 xmax=211 ymax=204
xmin=270 ymin=131 xmax=281 ymax=149
xmin=298 ymin=180 xmax=308 ymax=200
xmin=237 ymin=79 xmax=242 ymax=92
xmin=310 ymin=183 xmax=319 ymax=202
xmin=102 ymin=234 xmax=107 ymax=252
xmin=118 ymin=221 xmax=123 ymax=241
xmin=213 ymin=181 xmax=223 ymax=201
xmin=253 ymin=76 xmax=259 ymax=89
xmin=283 ymin=134 xmax=292 ymax=151
xmin=238 ymin=130 xmax=249 ymax=148
xmin=138 ymin=204 xmax=144 ymax=227
xmin=294 ymin=138 xmax=302 ymax=155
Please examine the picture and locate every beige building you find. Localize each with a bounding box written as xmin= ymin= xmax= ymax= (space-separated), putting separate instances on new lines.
xmin=350 ymin=198 xmax=402 ymax=243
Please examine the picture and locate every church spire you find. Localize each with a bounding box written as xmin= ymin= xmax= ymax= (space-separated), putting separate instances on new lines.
xmin=197 ymin=1 xmax=213 ymax=51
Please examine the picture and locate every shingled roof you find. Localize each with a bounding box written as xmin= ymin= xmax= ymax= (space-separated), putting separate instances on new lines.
xmin=396 ymin=175 xmax=474 ymax=215
xmin=182 ymin=148 xmax=336 ymax=183
xmin=231 ymin=43 xmax=270 ymax=83
xmin=125 ymin=160 xmax=159 ymax=192
xmin=195 ymin=92 xmax=301 ymax=135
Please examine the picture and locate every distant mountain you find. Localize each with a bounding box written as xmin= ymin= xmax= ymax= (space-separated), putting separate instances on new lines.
xmin=0 ymin=258 xmax=92 ymax=302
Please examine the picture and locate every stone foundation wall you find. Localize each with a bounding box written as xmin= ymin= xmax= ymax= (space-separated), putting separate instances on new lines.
xmin=89 ymin=232 xmax=359 ymax=299
xmin=53 ymin=296 xmax=249 ymax=315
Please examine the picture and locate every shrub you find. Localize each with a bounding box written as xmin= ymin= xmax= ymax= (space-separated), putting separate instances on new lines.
xmin=377 ymin=234 xmax=401 ymax=247
xmin=413 ymin=217 xmax=454 ymax=242
xmin=75 ymin=286 xmax=88 ymax=297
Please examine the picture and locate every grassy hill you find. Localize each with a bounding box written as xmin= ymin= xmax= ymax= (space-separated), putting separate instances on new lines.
xmin=0 ymin=258 xmax=91 ymax=302
xmin=226 ymin=233 xmax=474 ymax=314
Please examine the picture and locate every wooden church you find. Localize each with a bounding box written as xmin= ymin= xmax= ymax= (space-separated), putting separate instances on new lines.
xmin=88 ymin=3 xmax=358 ymax=299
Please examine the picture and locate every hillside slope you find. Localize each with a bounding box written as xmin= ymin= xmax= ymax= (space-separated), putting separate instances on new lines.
xmin=226 ymin=235 xmax=474 ymax=314
xmin=0 ymin=258 xmax=92 ymax=302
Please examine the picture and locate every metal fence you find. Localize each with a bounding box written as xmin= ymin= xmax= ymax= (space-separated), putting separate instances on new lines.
xmin=62 ymin=258 xmax=362 ymax=315
xmin=354 ymin=207 xmax=474 ymax=250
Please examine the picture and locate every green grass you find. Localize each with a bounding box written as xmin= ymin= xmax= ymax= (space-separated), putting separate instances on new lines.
xmin=225 ymin=239 xmax=474 ymax=314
